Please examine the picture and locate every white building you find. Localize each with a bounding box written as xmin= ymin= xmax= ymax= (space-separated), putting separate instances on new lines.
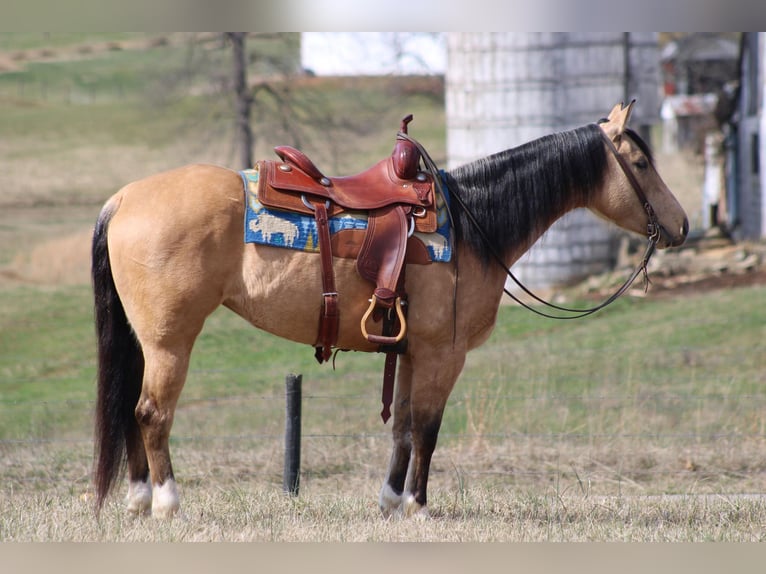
xmin=300 ymin=33 xmax=446 ymax=76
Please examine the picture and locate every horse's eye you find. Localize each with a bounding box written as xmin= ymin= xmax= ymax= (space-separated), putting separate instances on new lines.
xmin=633 ymin=157 xmax=649 ymax=171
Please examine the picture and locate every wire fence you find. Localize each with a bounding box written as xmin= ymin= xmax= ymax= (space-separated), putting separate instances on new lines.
xmin=3 ymin=369 xmax=766 ymax=447
xmin=3 ymin=374 xmax=766 ymax=497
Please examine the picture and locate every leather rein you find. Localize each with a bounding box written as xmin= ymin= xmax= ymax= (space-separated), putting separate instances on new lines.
xmin=399 ymin=125 xmax=662 ymax=320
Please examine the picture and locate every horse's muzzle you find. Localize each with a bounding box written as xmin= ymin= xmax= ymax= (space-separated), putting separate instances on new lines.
xmin=659 ymin=217 xmax=689 ymax=248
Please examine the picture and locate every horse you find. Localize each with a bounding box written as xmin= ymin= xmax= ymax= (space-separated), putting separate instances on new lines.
xmin=91 ymin=102 xmax=688 ymax=519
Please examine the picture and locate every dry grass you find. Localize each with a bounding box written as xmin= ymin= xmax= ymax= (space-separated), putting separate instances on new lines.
xmin=3 ymin=437 xmax=766 ymax=542
xmin=7 ymin=487 xmax=766 ymax=542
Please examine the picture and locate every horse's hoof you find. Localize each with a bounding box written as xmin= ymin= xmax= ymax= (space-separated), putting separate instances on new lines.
xmin=125 ymin=479 xmax=152 ymax=517
xmin=150 ymin=479 xmax=180 ymax=519
xmin=402 ymin=493 xmax=430 ymax=520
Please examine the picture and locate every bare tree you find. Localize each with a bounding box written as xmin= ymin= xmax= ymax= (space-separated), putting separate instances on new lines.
xmin=226 ymin=32 xmax=254 ymax=169
xmin=149 ymin=33 xmax=435 ymax=172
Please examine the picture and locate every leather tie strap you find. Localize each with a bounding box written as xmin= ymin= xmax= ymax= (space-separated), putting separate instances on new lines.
xmin=379 ymin=271 xmax=407 ymax=424
xmin=381 ymin=350 xmax=397 ymax=423
xmin=313 ymin=202 xmax=339 ymax=363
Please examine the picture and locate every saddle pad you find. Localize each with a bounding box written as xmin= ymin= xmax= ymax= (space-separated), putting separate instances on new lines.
xmin=240 ymin=167 xmax=452 ymax=263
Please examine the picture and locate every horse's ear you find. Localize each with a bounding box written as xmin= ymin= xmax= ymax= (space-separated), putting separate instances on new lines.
xmin=606 ymin=102 xmax=624 ymax=122
xmin=603 ymin=100 xmax=635 ymax=142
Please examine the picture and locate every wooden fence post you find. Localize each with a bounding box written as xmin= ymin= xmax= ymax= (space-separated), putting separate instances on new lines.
xmin=283 ymin=373 xmax=302 ymax=496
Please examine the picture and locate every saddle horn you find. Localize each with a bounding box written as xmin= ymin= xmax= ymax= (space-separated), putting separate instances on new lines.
xmin=392 ymin=114 xmax=420 ymax=180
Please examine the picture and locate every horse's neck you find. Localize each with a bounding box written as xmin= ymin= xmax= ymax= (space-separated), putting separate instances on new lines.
xmin=451 ymin=198 xmax=585 ymax=350
xmin=515 ymin=204 xmax=594 ymax=263
xmin=453 ymin=245 xmax=512 ymax=349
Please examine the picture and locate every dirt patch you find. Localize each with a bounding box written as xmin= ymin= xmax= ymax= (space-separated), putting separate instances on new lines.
xmin=572 ymin=230 xmax=766 ymax=301
xmin=0 ymin=34 xmax=198 ymax=71
xmin=0 ymin=54 xmax=21 ymax=73
xmin=651 ymin=267 xmax=766 ymax=297
xmin=0 ymin=228 xmax=93 ymax=285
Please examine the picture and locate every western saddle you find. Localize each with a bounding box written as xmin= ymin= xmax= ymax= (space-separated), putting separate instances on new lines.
xmin=256 ymin=115 xmax=439 ymax=422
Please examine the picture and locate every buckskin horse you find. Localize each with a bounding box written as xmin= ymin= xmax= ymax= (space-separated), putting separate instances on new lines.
xmin=91 ymin=102 xmax=688 ymax=519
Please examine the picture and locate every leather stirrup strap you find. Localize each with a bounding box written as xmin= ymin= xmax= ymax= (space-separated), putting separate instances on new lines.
xmin=313 ymin=202 xmax=339 ymax=363
xmin=356 ymin=204 xmax=408 ymax=298
xmin=357 ymin=204 xmax=409 ymax=345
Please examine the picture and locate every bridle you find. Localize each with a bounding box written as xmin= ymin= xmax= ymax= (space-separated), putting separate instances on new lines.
xmin=600 ymin=126 xmax=662 ymax=246
xmin=399 ymin=123 xmax=663 ymax=321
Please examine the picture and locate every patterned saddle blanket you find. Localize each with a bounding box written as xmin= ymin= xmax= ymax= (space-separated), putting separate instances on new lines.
xmin=240 ymin=166 xmax=452 ymax=263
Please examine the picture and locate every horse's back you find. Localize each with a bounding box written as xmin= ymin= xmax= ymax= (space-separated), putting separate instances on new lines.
xmin=113 ymin=163 xmax=242 ymax=215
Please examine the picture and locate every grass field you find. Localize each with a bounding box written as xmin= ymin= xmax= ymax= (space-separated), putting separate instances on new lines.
xmin=1 ymin=34 xmax=766 ymax=541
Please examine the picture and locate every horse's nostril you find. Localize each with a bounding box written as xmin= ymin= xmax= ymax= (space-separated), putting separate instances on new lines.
xmin=681 ymin=218 xmax=689 ymax=237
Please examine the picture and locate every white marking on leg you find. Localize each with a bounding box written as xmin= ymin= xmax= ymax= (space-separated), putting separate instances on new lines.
xmin=151 ymin=478 xmax=180 ymax=519
xmin=125 ymin=479 xmax=152 ymax=516
xmin=379 ymin=483 xmax=403 ymax=518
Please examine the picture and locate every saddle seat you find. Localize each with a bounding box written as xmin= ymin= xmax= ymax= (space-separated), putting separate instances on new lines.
xmin=261 ymin=147 xmax=435 ymax=230
xmin=267 ymin=114 xmax=431 ymax=213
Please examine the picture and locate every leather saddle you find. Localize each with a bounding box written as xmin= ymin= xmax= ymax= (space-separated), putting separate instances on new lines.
xmin=256 ymin=115 xmax=436 ymax=374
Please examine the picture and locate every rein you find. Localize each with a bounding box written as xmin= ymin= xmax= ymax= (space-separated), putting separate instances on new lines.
xmin=399 ymin=126 xmax=661 ymax=321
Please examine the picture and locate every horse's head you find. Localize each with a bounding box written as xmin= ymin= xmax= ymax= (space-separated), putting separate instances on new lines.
xmin=591 ymin=101 xmax=689 ymax=249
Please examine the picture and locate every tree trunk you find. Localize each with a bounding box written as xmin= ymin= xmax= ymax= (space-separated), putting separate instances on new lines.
xmin=228 ymin=32 xmax=254 ymax=169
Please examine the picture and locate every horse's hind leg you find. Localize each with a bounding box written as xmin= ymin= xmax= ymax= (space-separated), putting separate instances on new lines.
xmin=125 ymin=420 xmax=151 ymax=515
xmin=134 ymin=343 xmax=193 ymax=518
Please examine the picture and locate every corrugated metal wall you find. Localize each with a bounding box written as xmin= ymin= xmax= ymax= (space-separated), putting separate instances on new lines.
xmin=734 ymin=32 xmax=765 ymax=240
xmin=446 ymin=33 xmax=660 ymax=288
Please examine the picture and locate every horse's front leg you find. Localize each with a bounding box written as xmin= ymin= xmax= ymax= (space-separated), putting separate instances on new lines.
xmin=379 ymin=355 xmax=413 ymax=517
xmin=400 ymin=350 xmax=465 ymax=518
xmin=379 ymin=349 xmax=465 ymax=518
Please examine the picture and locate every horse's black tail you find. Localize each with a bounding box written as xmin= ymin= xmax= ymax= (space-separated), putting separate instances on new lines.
xmin=91 ymin=200 xmax=144 ymax=512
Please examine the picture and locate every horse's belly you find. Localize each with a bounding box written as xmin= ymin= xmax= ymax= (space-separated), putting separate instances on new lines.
xmin=227 ymin=245 xmax=383 ymax=352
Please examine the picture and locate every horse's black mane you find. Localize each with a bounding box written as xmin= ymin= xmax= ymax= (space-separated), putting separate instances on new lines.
xmin=443 ymin=123 xmax=649 ymax=264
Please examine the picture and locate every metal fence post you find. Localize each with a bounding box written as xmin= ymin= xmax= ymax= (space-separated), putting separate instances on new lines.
xmin=283 ymin=373 xmax=302 ymax=496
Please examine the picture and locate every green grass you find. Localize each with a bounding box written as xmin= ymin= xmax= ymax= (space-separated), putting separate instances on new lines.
xmin=0 ymin=285 xmax=95 ymax=395
xmin=0 ymin=285 xmax=95 ymax=439
xmin=1 ymin=282 xmax=764 ymax=444
xmin=0 ymin=34 xmax=300 ymax=103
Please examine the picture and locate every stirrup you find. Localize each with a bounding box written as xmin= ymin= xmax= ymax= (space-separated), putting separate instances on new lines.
xmin=360 ymin=295 xmax=407 ymax=345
